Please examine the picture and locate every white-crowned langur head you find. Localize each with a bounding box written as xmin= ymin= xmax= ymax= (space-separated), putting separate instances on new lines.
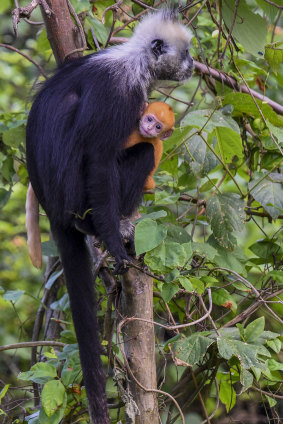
xmin=131 ymin=9 xmax=194 ymax=82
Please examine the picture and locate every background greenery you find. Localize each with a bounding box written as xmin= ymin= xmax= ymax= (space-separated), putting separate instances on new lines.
xmin=0 ymin=0 xmax=282 ymax=423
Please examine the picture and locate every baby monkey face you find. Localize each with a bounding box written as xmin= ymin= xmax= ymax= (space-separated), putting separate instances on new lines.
xmin=139 ymin=114 xmax=163 ymax=138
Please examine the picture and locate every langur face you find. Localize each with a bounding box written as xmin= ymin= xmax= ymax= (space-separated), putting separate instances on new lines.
xmin=139 ymin=113 xmax=163 ymax=138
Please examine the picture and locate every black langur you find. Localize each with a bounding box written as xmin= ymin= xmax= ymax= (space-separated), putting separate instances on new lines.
xmin=26 ymin=10 xmax=193 ymax=423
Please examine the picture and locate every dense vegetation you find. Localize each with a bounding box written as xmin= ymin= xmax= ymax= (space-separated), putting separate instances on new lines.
xmin=0 ymin=0 xmax=282 ymax=423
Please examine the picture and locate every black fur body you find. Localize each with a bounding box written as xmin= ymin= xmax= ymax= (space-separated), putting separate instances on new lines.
xmin=26 ymin=10 xmax=193 ymax=423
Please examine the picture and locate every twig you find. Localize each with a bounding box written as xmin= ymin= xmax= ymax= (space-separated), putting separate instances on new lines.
xmin=251 ymin=386 xmax=283 ymax=399
xmin=0 ymin=341 xmax=65 ymax=352
xmin=12 ymin=0 xmax=52 ymax=37
xmin=14 ymin=0 xmax=43 ymax=25
xmin=263 ymin=0 xmax=283 ymax=9
xmin=0 ymin=43 xmax=47 ymax=78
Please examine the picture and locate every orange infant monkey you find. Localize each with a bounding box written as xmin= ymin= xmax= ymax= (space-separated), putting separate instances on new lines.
xmin=126 ymin=101 xmax=175 ymax=190
xmin=26 ymin=101 xmax=175 ymax=268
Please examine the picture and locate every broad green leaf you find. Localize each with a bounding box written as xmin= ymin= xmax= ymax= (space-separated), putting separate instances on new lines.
xmin=163 ymin=125 xmax=193 ymax=153
xmin=208 ymin=236 xmax=246 ymax=275
xmin=249 ymin=239 xmax=282 ymax=260
xmin=206 ymin=194 xmax=245 ymax=249
xmin=178 ymin=277 xmax=193 ymax=292
xmin=212 ymin=288 xmax=237 ymax=313
xmin=42 ymin=380 xmax=66 ymax=417
xmin=217 ymin=337 xmax=264 ymax=369
xmin=265 ymin=42 xmax=283 ymax=73
xmin=268 ymin=359 xmax=283 ymax=372
xmin=181 ymin=109 xmax=240 ymax=134
xmin=266 ymin=395 xmax=277 ymax=408
xmin=248 ymin=173 xmax=283 ymax=219
xmin=223 ymin=93 xmax=283 ymax=127
xmin=164 ymin=269 xmax=180 ymax=283
xmin=161 ymin=283 xmax=179 ymax=303
xmin=18 ymin=363 xmax=57 ymax=384
xmin=0 ymin=188 xmax=11 ymax=209
xmin=137 ymin=210 xmax=167 ymax=221
xmin=87 ymin=16 xmax=108 ymax=44
xmin=61 ymin=351 xmax=82 ymax=386
xmin=71 ymin=0 xmax=91 ymax=13
xmin=45 ymin=269 xmax=64 ymax=290
xmin=189 ymin=276 xmax=205 ymax=294
xmin=3 ymin=125 xmax=25 ymax=148
xmin=222 ymin=0 xmax=267 ymax=56
xmin=39 ymin=385 xmax=67 ymax=424
xmin=154 ymin=191 xmax=180 ymax=205
xmin=37 ymin=29 xmax=51 ymax=52
xmin=266 ymin=121 xmax=283 ymax=147
xmin=219 ymin=379 xmax=236 ymax=412
xmin=174 ymin=334 xmax=214 ymax=365
xmin=135 ymin=218 xmax=167 ymax=255
xmin=256 ymin=0 xmax=282 ymax=21
xmin=240 ymin=368 xmax=253 ymax=388
xmin=266 ymin=339 xmax=281 ymax=354
xmin=192 ymin=242 xmax=217 ymax=261
xmin=214 ymin=126 xmax=243 ymax=163
xmin=145 ymin=241 xmax=192 ymax=272
xmin=185 ymin=132 xmax=220 ymax=177
xmin=50 ymin=293 xmax=70 ymax=312
xmin=3 ymin=290 xmax=24 ymax=303
xmin=166 ymin=225 xmax=191 ymax=244
xmin=244 ymin=317 xmax=265 ymax=343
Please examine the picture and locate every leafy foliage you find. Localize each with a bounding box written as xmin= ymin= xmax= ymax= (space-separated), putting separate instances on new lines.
xmin=0 ymin=0 xmax=282 ymax=423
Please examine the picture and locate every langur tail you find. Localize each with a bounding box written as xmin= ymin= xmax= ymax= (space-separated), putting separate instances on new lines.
xmin=52 ymin=227 xmax=110 ymax=424
xmin=26 ymin=183 xmax=42 ymax=269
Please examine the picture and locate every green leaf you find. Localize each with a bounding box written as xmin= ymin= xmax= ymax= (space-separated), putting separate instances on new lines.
xmin=3 ymin=125 xmax=25 ymax=148
xmin=240 ymin=368 xmax=253 ymax=388
xmin=248 ymin=173 xmax=283 ymax=219
xmin=249 ymin=239 xmax=282 ymax=260
xmin=222 ymin=0 xmax=267 ymax=56
xmin=0 ymin=385 xmax=10 ymax=403
xmin=223 ymin=93 xmax=283 ymax=127
xmin=161 ymin=283 xmax=179 ymax=303
xmin=214 ymin=126 xmax=243 ymax=163
xmin=268 ymin=359 xmax=283 ymax=372
xmin=185 ymin=133 xmax=219 ymax=176
xmin=0 ymin=188 xmax=11 ymax=209
xmin=3 ymin=290 xmax=24 ymax=303
xmin=61 ymin=352 xmax=82 ymax=386
xmin=189 ymin=276 xmax=205 ymax=294
xmin=181 ymin=109 xmax=240 ymax=134
xmin=45 ymin=269 xmax=64 ymax=290
xmin=265 ymin=395 xmax=277 ymax=408
xmin=266 ymin=338 xmax=281 ymax=354
xmin=137 ymin=210 xmax=167 ymax=221
xmin=39 ymin=384 xmax=67 ymax=424
xmin=42 ymin=380 xmax=66 ymax=417
xmin=192 ymin=242 xmax=217 ymax=261
xmin=219 ymin=379 xmax=236 ymax=412
xmin=244 ymin=317 xmax=265 ymax=343
xmin=174 ymin=334 xmax=214 ymax=366
xmin=50 ymin=293 xmax=70 ymax=312
xmin=18 ymin=363 xmax=57 ymax=384
xmin=206 ymin=194 xmax=245 ymax=249
xmin=135 ymin=219 xmax=167 ymax=255
xmin=265 ymin=42 xmax=283 ymax=73
xmin=145 ymin=241 xmax=192 ymax=272
xmin=212 ymin=288 xmax=237 ymax=313
xmin=154 ymin=191 xmax=180 ymax=205
xmin=217 ymin=337 xmax=264 ymax=369
xmin=178 ymin=277 xmax=193 ymax=292
xmin=87 ymin=16 xmax=108 ymax=44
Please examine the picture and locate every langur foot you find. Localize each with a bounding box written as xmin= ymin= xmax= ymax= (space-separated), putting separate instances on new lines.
xmin=114 ymin=258 xmax=131 ymax=275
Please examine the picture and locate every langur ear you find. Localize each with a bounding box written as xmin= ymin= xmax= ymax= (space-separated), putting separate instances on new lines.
xmin=160 ymin=128 xmax=174 ymax=140
xmin=151 ymin=39 xmax=165 ymax=58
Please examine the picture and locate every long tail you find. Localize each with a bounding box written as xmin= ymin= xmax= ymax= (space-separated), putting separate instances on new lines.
xmin=53 ymin=226 xmax=110 ymax=424
xmin=26 ymin=183 xmax=42 ymax=269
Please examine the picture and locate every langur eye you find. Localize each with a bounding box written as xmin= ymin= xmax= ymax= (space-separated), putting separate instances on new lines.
xmin=156 ymin=124 xmax=161 ymax=130
xmin=147 ymin=116 xmax=153 ymax=122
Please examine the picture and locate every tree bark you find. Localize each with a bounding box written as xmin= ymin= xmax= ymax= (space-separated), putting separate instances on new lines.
xmin=120 ymin=267 xmax=159 ymax=424
xmin=41 ymin=0 xmax=82 ymax=65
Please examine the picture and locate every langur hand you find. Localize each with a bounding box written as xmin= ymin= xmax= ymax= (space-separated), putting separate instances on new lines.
xmin=114 ymin=256 xmax=132 ymax=275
